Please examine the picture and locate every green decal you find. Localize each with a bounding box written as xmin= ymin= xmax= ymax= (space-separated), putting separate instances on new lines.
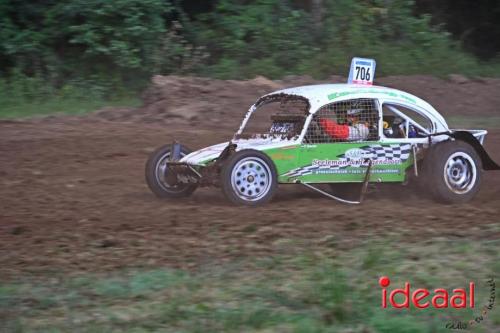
xmin=270 ymin=142 xmax=414 ymax=184
xmin=328 ymin=89 xmax=416 ymax=104
xmin=263 ymin=146 xmax=300 ymax=179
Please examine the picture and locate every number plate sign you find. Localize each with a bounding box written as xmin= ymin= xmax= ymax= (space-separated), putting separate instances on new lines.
xmin=348 ymin=57 xmax=376 ymax=85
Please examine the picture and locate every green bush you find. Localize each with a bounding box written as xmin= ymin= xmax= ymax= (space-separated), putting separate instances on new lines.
xmin=192 ymin=0 xmax=315 ymax=78
xmin=180 ymin=0 xmax=500 ymax=79
xmin=1 ymin=0 xmax=500 ymax=118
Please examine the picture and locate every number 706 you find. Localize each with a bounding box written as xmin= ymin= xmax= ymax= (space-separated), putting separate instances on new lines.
xmin=355 ymin=66 xmax=371 ymax=81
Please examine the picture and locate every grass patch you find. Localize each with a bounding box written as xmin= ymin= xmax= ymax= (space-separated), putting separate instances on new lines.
xmin=0 ymin=74 xmax=141 ymax=119
xmin=0 ymin=96 xmax=140 ymax=119
xmin=1 ymin=238 xmax=498 ymax=332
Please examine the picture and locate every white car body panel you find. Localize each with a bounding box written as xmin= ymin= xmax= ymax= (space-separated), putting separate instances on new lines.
xmin=180 ymin=137 xmax=299 ymax=165
xmin=185 ymin=83 xmax=488 ymax=165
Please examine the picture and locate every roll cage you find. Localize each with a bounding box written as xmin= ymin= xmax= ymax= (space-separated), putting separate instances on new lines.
xmin=236 ymin=93 xmax=447 ymax=145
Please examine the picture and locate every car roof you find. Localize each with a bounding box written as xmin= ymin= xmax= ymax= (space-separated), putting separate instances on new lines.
xmin=263 ymin=83 xmax=448 ymax=130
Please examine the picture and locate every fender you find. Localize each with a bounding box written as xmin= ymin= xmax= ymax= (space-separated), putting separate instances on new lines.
xmin=449 ymin=131 xmax=500 ymax=171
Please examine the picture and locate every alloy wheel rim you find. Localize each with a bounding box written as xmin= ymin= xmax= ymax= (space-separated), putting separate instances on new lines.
xmin=443 ymin=152 xmax=477 ymax=194
xmin=231 ymin=157 xmax=272 ymax=201
xmin=155 ymin=152 xmax=187 ymax=192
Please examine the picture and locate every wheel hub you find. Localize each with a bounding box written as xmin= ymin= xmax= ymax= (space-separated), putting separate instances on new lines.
xmin=444 ymin=152 xmax=477 ymax=194
xmin=231 ymin=157 xmax=272 ymax=201
xmin=156 ymin=152 xmax=188 ymax=193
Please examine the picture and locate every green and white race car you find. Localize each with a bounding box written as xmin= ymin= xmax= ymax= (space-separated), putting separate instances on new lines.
xmin=146 ymin=59 xmax=499 ymax=205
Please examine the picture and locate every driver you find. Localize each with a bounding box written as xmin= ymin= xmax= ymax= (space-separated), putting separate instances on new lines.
xmin=383 ymin=117 xmax=409 ymax=138
xmin=319 ymin=108 xmax=370 ymax=141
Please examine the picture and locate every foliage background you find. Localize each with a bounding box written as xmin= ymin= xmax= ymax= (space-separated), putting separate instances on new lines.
xmin=1 ymin=0 xmax=500 ymax=115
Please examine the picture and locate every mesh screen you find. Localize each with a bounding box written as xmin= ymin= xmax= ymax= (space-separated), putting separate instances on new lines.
xmin=304 ymin=98 xmax=379 ymax=143
xmin=239 ymin=94 xmax=309 ymax=139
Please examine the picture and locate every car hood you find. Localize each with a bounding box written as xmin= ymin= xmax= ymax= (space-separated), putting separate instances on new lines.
xmin=180 ymin=137 xmax=299 ymax=165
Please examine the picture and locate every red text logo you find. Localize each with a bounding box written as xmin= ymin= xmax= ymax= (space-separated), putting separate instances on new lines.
xmin=379 ymin=276 xmax=475 ymax=309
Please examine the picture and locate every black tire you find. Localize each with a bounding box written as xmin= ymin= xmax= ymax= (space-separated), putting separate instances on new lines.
xmin=420 ymin=140 xmax=482 ymax=203
xmin=145 ymin=144 xmax=198 ymax=198
xmin=221 ymin=150 xmax=278 ymax=206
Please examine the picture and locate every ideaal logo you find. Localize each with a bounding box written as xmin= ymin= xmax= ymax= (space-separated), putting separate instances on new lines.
xmin=379 ymin=276 xmax=496 ymax=329
xmin=379 ymin=276 xmax=475 ymax=309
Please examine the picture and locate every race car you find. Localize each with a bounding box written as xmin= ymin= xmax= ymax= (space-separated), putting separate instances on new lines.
xmin=145 ymin=58 xmax=499 ymax=205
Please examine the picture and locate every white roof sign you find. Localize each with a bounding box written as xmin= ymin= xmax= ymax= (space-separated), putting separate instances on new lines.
xmin=348 ymin=57 xmax=376 ymax=85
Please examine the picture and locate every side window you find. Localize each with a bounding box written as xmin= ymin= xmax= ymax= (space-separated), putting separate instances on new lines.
xmin=382 ymin=103 xmax=432 ymax=139
xmin=305 ymin=98 xmax=379 ymax=143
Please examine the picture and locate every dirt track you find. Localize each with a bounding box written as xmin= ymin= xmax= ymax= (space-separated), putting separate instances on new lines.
xmin=1 ymin=75 xmax=500 ymax=280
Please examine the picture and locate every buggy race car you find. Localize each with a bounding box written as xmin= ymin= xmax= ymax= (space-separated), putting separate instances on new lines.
xmin=146 ymin=58 xmax=499 ymax=205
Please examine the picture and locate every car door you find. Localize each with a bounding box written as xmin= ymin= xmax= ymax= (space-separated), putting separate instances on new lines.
xmin=378 ymin=101 xmax=435 ymax=176
xmin=288 ymin=98 xmax=388 ymax=183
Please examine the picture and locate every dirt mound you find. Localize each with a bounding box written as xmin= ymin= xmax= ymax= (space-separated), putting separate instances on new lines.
xmin=89 ymin=74 xmax=500 ymax=128
xmin=377 ymin=75 xmax=500 ymax=118
xmin=94 ymin=75 xmax=289 ymax=127
xmin=90 ymin=74 xmax=350 ymax=127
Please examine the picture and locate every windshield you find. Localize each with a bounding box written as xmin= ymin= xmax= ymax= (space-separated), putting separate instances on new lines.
xmin=236 ymin=94 xmax=310 ymax=140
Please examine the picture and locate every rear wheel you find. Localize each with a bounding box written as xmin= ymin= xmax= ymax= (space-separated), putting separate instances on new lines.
xmin=221 ymin=150 xmax=277 ymax=206
xmin=421 ymin=140 xmax=482 ymax=203
xmin=145 ymin=144 xmax=198 ymax=198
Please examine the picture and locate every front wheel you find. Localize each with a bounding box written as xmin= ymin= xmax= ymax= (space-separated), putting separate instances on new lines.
xmin=422 ymin=140 xmax=482 ymax=203
xmin=221 ymin=150 xmax=278 ymax=206
xmin=145 ymin=144 xmax=198 ymax=198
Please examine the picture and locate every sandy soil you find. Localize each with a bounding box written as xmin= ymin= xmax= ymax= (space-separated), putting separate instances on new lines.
xmin=1 ymin=75 xmax=499 ymax=280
